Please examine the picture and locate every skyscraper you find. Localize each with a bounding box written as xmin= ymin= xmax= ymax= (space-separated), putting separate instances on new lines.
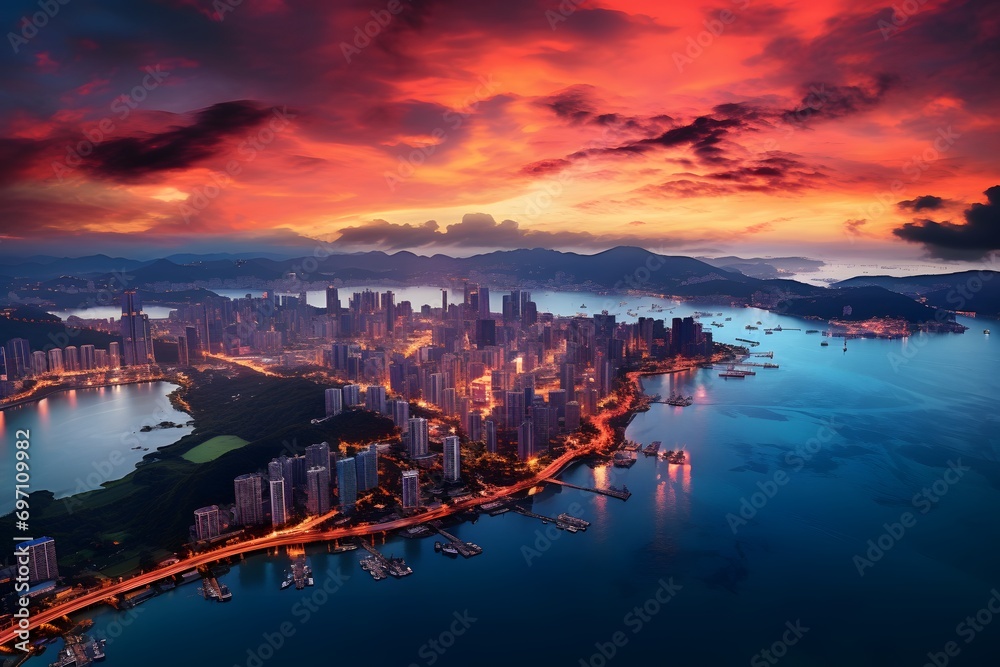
xmin=108 ymin=341 xmax=121 ymax=368
xmin=268 ymin=459 xmax=290 ymax=526
xmin=4 ymin=338 xmax=30 ymax=379
xmin=194 ymin=505 xmax=221 ymax=541
xmin=63 ymin=346 xmax=79 ymax=371
xmin=177 ymin=335 xmax=189 ymax=366
xmin=443 ymin=435 xmax=461 ymax=482
xmin=80 ymin=344 xmax=96 ymax=370
xmin=517 ymin=420 xmax=534 ymax=461
xmin=477 ymin=286 xmax=491 ymax=319
xmin=565 ymin=401 xmax=582 ymax=431
xmin=505 ymin=390 xmax=525 ymax=431
xmin=120 ymin=290 xmax=155 ymax=366
xmin=365 ymin=385 xmax=387 ymax=414
xmin=325 ymin=285 xmax=340 ymax=315
xmin=305 ymin=442 xmax=331 ymax=470
xmin=408 ymin=417 xmax=429 ymax=457
xmin=355 ymin=444 xmax=379 ymax=491
xmin=401 ymin=469 xmax=420 ymax=509
xmin=391 ymin=399 xmax=410 ymax=432
xmin=234 ymin=474 xmax=264 ymax=526
xmin=21 ymin=536 xmax=58 ymax=584
xmin=306 ymin=466 xmax=331 ymax=515
xmin=342 ymin=383 xmax=361 ymax=407
xmin=337 ymin=457 xmax=357 ymax=509
xmin=485 ymin=418 xmax=498 ymax=454
xmin=46 ymin=348 xmax=64 ymax=374
xmin=325 ymin=387 xmax=343 ymax=417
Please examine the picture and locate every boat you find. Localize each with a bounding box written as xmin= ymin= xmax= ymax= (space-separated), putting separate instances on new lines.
xmin=765 ymin=330 xmax=773 ymax=335
xmin=280 ymin=573 xmax=293 ymax=590
xmin=306 ymin=577 xmax=314 ymax=586
xmin=218 ymin=583 xmax=232 ymax=601
xmin=725 ymin=317 xmax=732 ymax=321
xmin=580 ymin=303 xmax=587 ymax=308
xmin=434 ymin=541 xmax=442 ymax=552
xmin=820 ymin=341 xmax=829 ymax=346
xmin=441 ymin=544 xmax=459 ymax=556
xmin=805 ymin=329 xmax=819 ymax=333
xmin=331 ymin=543 xmax=358 ymax=554
xmin=985 ymin=329 xmax=991 ymax=335
xmin=663 ymin=450 xmax=688 ymax=465
xmin=719 ymin=372 xmax=746 ymax=378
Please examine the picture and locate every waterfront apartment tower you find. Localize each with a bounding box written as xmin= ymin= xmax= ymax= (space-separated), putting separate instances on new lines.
xmin=325 ymin=387 xmax=343 ymax=417
xmin=194 ymin=505 xmax=221 ymax=541
xmin=337 ymin=457 xmax=358 ymax=509
xmin=120 ymin=290 xmax=155 ymax=366
xmin=402 ymin=469 xmax=420 ymax=509
xmin=234 ymin=474 xmax=264 ymax=525
xmin=443 ymin=435 xmax=461 ymax=482
xmin=306 ymin=466 xmax=331 ymax=515
xmin=21 ymin=536 xmax=58 ymax=584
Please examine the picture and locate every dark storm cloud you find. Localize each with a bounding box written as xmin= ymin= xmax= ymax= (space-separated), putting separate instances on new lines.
xmin=893 ymin=186 xmax=1000 ymax=259
xmin=898 ymin=195 xmax=948 ymax=212
xmin=82 ymin=101 xmax=277 ymax=179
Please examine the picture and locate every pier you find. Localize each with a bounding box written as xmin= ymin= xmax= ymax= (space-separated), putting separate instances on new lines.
xmin=430 ymin=524 xmax=483 ymax=558
xmin=544 ymin=479 xmax=631 ymax=500
xmin=359 ymin=540 xmax=413 ymax=579
xmin=735 ymin=337 xmax=760 ymax=346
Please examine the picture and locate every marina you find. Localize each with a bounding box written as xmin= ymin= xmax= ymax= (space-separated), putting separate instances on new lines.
xmin=359 ymin=540 xmax=413 ymax=580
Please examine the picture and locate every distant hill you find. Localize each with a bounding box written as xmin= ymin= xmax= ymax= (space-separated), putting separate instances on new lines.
xmin=777 ymin=286 xmax=944 ymax=322
xmin=833 ymin=272 xmax=1000 ymax=318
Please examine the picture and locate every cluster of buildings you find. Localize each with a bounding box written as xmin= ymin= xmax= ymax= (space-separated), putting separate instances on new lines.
xmin=0 ymin=537 xmax=60 ymax=614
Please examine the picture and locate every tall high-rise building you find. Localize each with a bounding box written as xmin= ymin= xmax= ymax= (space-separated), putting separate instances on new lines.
xmin=80 ymin=344 xmax=96 ymax=371
xmin=401 ymin=469 xmax=420 ymax=509
xmin=560 ymin=362 xmax=576 ymax=393
xmin=31 ymin=351 xmax=47 ymax=376
xmin=337 ymin=457 xmax=358 ymax=509
xmin=355 ymin=444 xmax=379 ymax=491
xmin=176 ymin=335 xmax=189 ymax=366
xmin=21 ymin=536 xmax=58 ymax=584
xmin=485 ymin=418 xmax=498 ymax=454
xmin=63 ymin=346 xmax=79 ymax=372
xmin=517 ymin=420 xmax=534 ymax=461
xmin=4 ymin=338 xmax=30 ymax=379
xmin=120 ymin=290 xmax=155 ymax=366
xmin=325 ymin=387 xmax=343 ymax=417
xmin=306 ymin=466 xmax=331 ymax=515
xmin=194 ymin=505 xmax=221 ymax=541
xmin=478 ymin=286 xmax=491 ymax=319
xmin=466 ymin=411 xmax=482 ymax=442
xmin=443 ymin=435 xmax=461 ymax=482
xmin=108 ymin=341 xmax=121 ymax=368
xmin=305 ymin=442 xmax=331 ymax=470
xmin=504 ymin=390 xmax=525 ymax=430
xmin=342 ymin=384 xmax=361 ymax=407
xmin=234 ymin=474 xmax=264 ymax=525
xmin=325 ymin=286 xmax=341 ymax=315
xmin=565 ymin=401 xmax=582 ymax=431
xmin=46 ymin=348 xmax=64 ymax=374
xmin=408 ymin=417 xmax=429 ymax=457
xmin=365 ymin=385 xmax=387 ymax=414
xmin=269 ymin=478 xmax=288 ymax=526
xmin=391 ymin=399 xmax=410 ymax=432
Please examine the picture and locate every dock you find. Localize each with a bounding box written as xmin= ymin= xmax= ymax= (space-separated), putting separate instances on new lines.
xmin=359 ymin=540 xmax=412 ymax=579
xmin=544 ymin=479 xmax=631 ymax=500
xmin=509 ymin=504 xmax=585 ymax=532
xmin=735 ymin=337 xmax=760 ymax=347
xmin=430 ymin=524 xmax=483 ymax=558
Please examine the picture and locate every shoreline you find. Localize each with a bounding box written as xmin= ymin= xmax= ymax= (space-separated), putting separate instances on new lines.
xmin=0 ymin=375 xmax=176 ymax=412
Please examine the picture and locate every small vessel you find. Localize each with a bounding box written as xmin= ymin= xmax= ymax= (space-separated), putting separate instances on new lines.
xmin=434 ymin=541 xmax=442 ymax=552
xmin=719 ymin=372 xmax=746 ymax=378
xmin=820 ymin=341 xmax=829 ymax=346
xmin=218 ymin=583 xmax=232 ymax=601
xmin=580 ymin=303 xmax=587 ymax=308
xmin=805 ymin=329 xmax=819 ymax=334
xmin=306 ymin=577 xmax=315 ymax=587
xmin=441 ymin=544 xmax=459 ymax=556
xmin=985 ymin=329 xmax=991 ymax=335
xmin=280 ymin=573 xmax=293 ymax=590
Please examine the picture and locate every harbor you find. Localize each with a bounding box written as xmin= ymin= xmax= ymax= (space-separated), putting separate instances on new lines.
xmin=359 ymin=540 xmax=413 ymax=580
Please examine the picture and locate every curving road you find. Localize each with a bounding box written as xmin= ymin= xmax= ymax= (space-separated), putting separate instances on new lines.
xmin=0 ymin=400 xmax=630 ymax=647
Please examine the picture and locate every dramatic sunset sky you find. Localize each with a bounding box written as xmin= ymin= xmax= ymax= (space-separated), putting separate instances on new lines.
xmin=2 ymin=0 xmax=998 ymax=262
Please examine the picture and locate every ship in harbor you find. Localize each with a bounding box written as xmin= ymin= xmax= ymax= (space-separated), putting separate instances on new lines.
xmin=49 ymin=634 xmax=106 ymax=667
xmin=664 ymin=392 xmax=693 ymax=407
xmin=642 ymin=441 xmax=662 ymax=456
xmin=662 ymin=450 xmax=688 ymax=465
